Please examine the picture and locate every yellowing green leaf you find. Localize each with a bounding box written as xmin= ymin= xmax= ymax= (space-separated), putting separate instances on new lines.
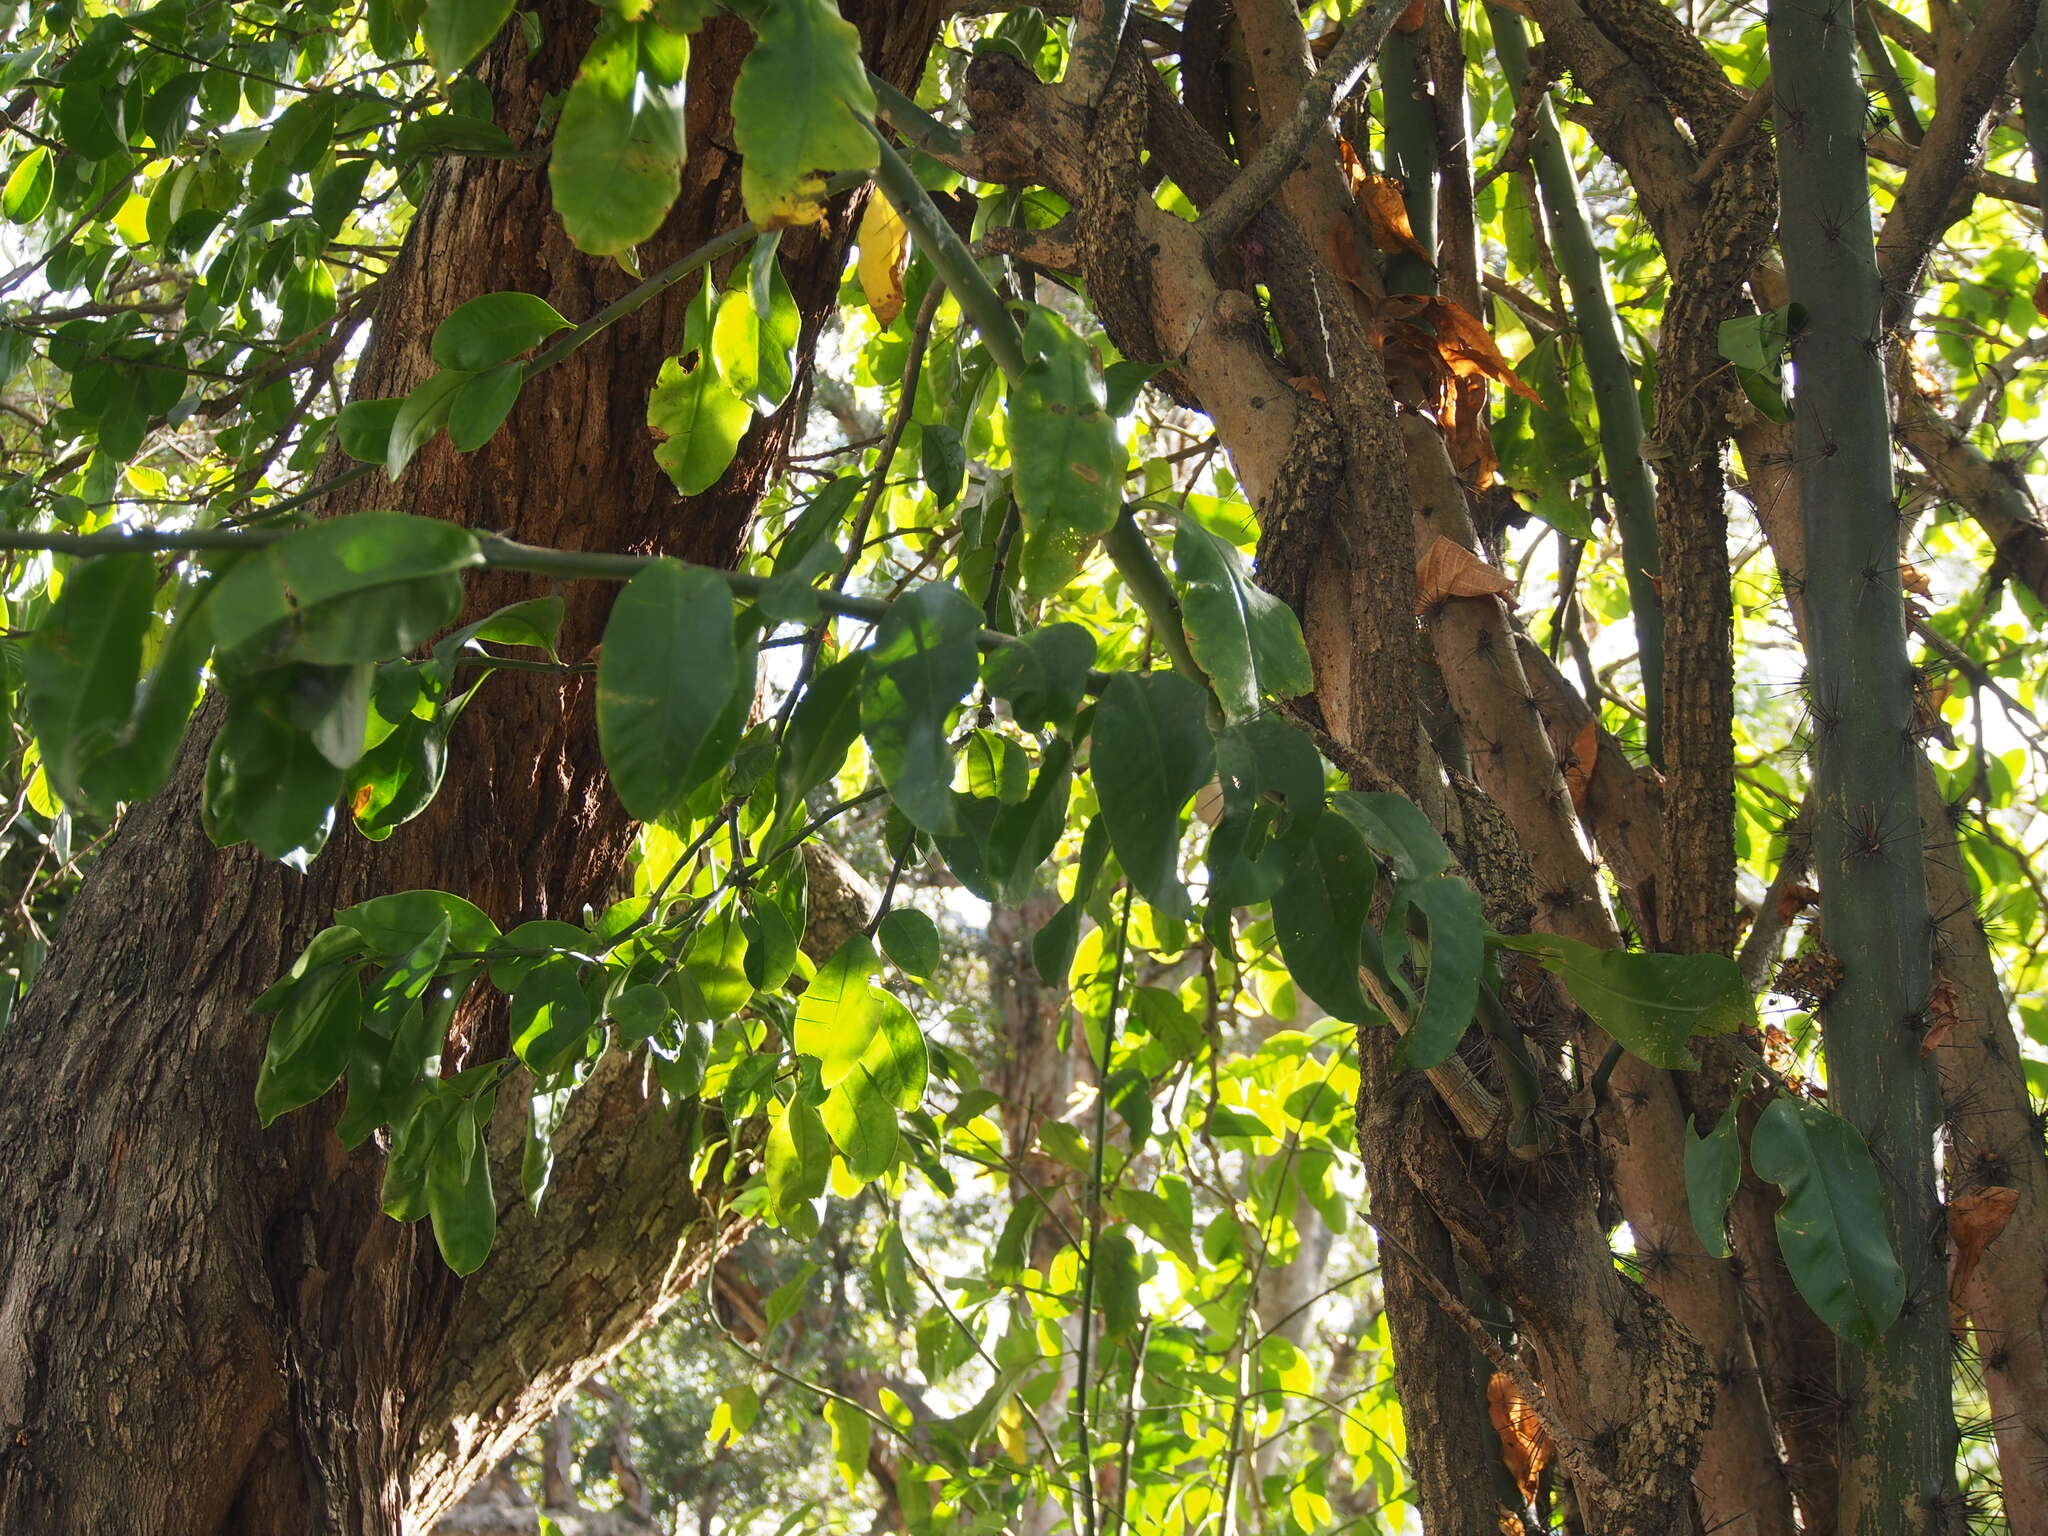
xmin=730 ymin=0 xmax=879 ymax=228
xmin=549 ymin=20 xmax=691 ymax=256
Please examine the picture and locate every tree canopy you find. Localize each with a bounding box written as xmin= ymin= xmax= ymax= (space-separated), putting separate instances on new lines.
xmin=1 ymin=0 xmax=2046 ymax=1533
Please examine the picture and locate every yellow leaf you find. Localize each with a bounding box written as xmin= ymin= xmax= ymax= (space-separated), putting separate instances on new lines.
xmin=857 ymin=195 xmax=909 ymax=326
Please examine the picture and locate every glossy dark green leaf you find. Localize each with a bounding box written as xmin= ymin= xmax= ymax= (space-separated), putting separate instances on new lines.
xmin=338 ymin=398 xmax=403 ymax=463
xmin=1686 ymin=1099 xmax=1742 ymax=1261
xmin=1271 ymin=811 xmax=1378 ymax=1024
xmin=596 ymin=560 xmax=740 ymax=820
xmin=1495 ymin=932 xmax=1752 ymax=1069
xmin=254 ymin=950 xmax=363 ymax=1126
xmin=1208 ymin=713 xmax=1326 ymax=905
xmin=510 ymin=954 xmax=596 ymax=1075
xmin=776 ymin=651 xmax=866 ymax=831
xmin=1750 ymin=1095 xmax=1904 ymax=1346
xmin=388 ymin=368 xmax=471 ymax=479
xmin=446 ymin=362 xmax=524 ymax=450
xmin=981 ymin=623 xmax=1097 ymax=734
xmin=1090 ymin=671 xmax=1214 ymax=919
xmin=859 ymin=583 xmax=982 ymax=836
xmin=1172 ymin=513 xmax=1314 ymax=719
xmin=204 ymin=669 xmax=350 ymax=861
xmin=339 ymin=889 xmax=501 ymax=957
xmin=759 ymin=475 xmax=860 ymax=621
xmin=24 ymin=553 xmax=156 ymax=811
xmin=427 ymin=1095 xmax=497 ymax=1274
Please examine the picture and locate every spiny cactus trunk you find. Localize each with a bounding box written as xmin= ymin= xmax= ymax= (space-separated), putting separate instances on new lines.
xmin=1767 ymin=3 xmax=1953 ymax=1530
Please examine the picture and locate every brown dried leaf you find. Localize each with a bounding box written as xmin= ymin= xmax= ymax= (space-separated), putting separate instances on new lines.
xmin=1487 ymin=1371 xmax=1554 ymax=1502
xmin=2035 ymin=270 xmax=2048 ymax=319
xmin=1339 ymin=141 xmax=1433 ymax=265
xmin=1286 ymin=375 xmax=1329 ymax=401
xmin=1900 ymin=562 xmax=1933 ymax=597
xmin=1921 ymin=974 xmax=1960 ymax=1057
xmin=1395 ymin=0 xmax=1430 ymax=32
xmin=1948 ymin=1185 xmax=2020 ymax=1332
xmin=1416 ymin=535 xmax=1515 ymax=612
xmin=1774 ymin=882 xmax=1820 ymax=923
xmin=1564 ymin=717 xmax=1600 ymax=811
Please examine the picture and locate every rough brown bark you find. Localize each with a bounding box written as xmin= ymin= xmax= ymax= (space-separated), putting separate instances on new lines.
xmin=0 ymin=7 xmax=944 ymax=1533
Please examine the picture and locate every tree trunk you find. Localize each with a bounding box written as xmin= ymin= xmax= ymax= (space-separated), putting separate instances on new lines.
xmin=0 ymin=6 xmax=944 ymax=1533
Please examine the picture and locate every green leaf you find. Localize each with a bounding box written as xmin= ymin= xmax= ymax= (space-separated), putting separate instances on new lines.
xmin=729 ymin=0 xmax=879 ymax=229
xmin=685 ymin=904 xmax=753 ymax=1018
xmin=794 ymin=933 xmax=884 ymax=1087
xmin=1090 ymin=671 xmax=1215 ymax=919
xmin=427 ymin=1095 xmax=497 ymax=1274
xmin=1208 ymin=713 xmax=1326 ymax=905
xmin=984 ymin=736 xmax=1074 ymax=904
xmin=24 ymin=553 xmax=156 ymax=811
xmin=339 ymin=889 xmax=501 ymax=956
xmin=596 ymin=560 xmax=740 ymax=820
xmin=447 ymin=362 xmax=525 ymax=451
xmin=859 ymin=583 xmax=982 ymax=835
xmin=338 ymin=398 xmax=403 ymax=463
xmin=388 ymin=368 xmax=472 ymax=480
xmin=759 ymin=476 xmax=860 ymax=621
xmin=1172 ymin=512 xmax=1314 ymax=719
xmin=1395 ymin=876 xmax=1485 ymax=1070
xmin=255 ymin=950 xmax=363 ymax=1125
xmin=765 ymin=1092 xmax=831 ymax=1225
xmin=1271 ymin=811 xmax=1378 ymax=1024
xmin=1686 ymin=1099 xmax=1742 ymax=1261
xmin=877 ymin=907 xmax=940 ymax=980
xmin=431 ymin=290 xmax=570 ymax=372
xmin=648 ymin=349 xmax=754 ymax=495
xmin=1750 ymin=1096 xmax=1905 ymax=1346
xmin=1009 ymin=307 xmax=1124 ymax=548
xmin=510 ymin=954 xmax=596 ymax=1075
xmin=1094 ymin=1228 xmax=1141 ymax=1342
xmin=3 ymin=147 xmax=53 ymax=223
xmin=921 ymin=422 xmax=966 ymax=508
xmin=77 ymin=571 xmax=219 ymax=812
xmin=823 ymin=1398 xmax=872 ymax=1499
xmin=709 ymin=286 xmax=762 ymax=402
xmin=550 ymin=19 xmax=691 ymax=256
xmin=777 ymin=650 xmax=867 ymax=828
xmin=204 ymin=669 xmax=350 ymax=861
xmin=981 ymin=623 xmax=1097 ymax=734
xmin=1495 ymin=932 xmax=1753 ymax=1069
xmin=423 ymin=0 xmax=517 ymax=78
xmin=1328 ymin=791 xmax=1450 ymax=881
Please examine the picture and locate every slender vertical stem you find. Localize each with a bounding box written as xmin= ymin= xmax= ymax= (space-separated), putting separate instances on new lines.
xmin=1378 ymin=12 xmax=1439 ymax=295
xmin=1767 ymin=3 xmax=1952 ymax=1529
xmin=1488 ymin=7 xmax=1666 ymax=763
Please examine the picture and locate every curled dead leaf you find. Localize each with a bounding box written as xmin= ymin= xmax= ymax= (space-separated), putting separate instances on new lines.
xmin=1947 ymin=1185 xmax=2020 ymax=1333
xmin=1396 ymin=0 xmax=1430 ymax=32
xmin=1416 ymin=535 xmax=1514 ymax=612
xmin=1339 ymin=140 xmax=1433 ymax=265
xmin=1900 ymin=562 xmax=1932 ymax=597
xmin=1487 ymin=1371 xmax=1554 ymax=1502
